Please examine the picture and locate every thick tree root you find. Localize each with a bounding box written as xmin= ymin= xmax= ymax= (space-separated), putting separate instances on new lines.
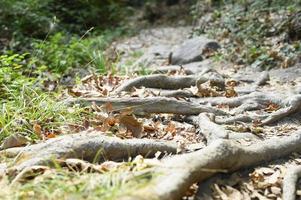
xmin=254 ymin=71 xmax=270 ymax=87
xmin=146 ymin=88 xmax=195 ymax=98
xmin=123 ymin=130 xmax=301 ymax=200
xmin=115 ymin=75 xmax=199 ymax=93
xmin=115 ymin=74 xmax=224 ymax=93
xmin=261 ymin=95 xmax=301 ymax=125
xmin=67 ymin=97 xmax=228 ymax=116
xmin=198 ymin=93 xmax=301 ymax=125
xmin=149 ymin=65 xmax=195 ymax=75
xmin=1 ymin=132 xmax=178 ymax=172
xmin=283 ymin=165 xmax=301 ymax=200
xmin=197 ymin=92 xmax=280 ymax=108
xmin=188 ymin=114 xmax=259 ymax=143
xmin=189 ymin=113 xmax=228 ymax=143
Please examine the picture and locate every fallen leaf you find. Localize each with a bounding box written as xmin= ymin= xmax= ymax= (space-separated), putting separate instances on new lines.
xmin=103 ymin=102 xmax=113 ymax=113
xmin=225 ymin=87 xmax=238 ymax=98
xmin=226 ymin=80 xmax=239 ymax=87
xmin=33 ymin=123 xmax=42 ymax=138
xmin=264 ymin=102 xmax=280 ymax=112
xmin=165 ymin=122 xmax=176 ymax=136
xmin=45 ymin=132 xmax=56 ymax=139
xmin=119 ymin=115 xmax=143 ymax=138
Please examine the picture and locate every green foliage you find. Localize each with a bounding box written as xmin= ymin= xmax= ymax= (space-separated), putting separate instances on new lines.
xmin=0 ymin=0 xmax=130 ymax=51
xmin=193 ymin=0 xmax=301 ymax=69
xmin=33 ymin=29 xmax=126 ymax=74
xmin=0 ymin=53 xmax=36 ymax=99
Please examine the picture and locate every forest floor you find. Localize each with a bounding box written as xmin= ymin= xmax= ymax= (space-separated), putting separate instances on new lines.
xmin=1 ymin=23 xmax=301 ymax=200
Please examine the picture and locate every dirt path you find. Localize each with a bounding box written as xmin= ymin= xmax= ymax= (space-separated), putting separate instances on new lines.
xmin=2 ymin=26 xmax=301 ymax=200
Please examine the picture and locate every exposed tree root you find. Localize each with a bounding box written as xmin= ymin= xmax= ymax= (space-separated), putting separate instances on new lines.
xmin=115 ymin=75 xmax=199 ymax=93
xmin=197 ymin=93 xmax=301 ymax=125
xmin=149 ymin=65 xmax=195 ymax=75
xmin=115 ymin=74 xmax=224 ymax=93
xmin=254 ymin=71 xmax=270 ymax=87
xmin=123 ymin=130 xmax=301 ymax=200
xmin=283 ymin=165 xmax=301 ymax=200
xmin=147 ymin=88 xmax=194 ymax=98
xmin=215 ymin=115 xmax=254 ymax=124
xmin=188 ymin=113 xmax=229 ymax=143
xmin=188 ymin=114 xmax=259 ymax=143
xmin=1 ymin=132 xmax=177 ymax=172
xmin=67 ymin=97 xmax=228 ymax=116
xmin=261 ymin=95 xmax=301 ymax=125
xmin=197 ymin=92 xmax=279 ymax=107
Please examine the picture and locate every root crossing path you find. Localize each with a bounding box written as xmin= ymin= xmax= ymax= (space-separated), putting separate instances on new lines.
xmin=2 ymin=27 xmax=301 ymax=199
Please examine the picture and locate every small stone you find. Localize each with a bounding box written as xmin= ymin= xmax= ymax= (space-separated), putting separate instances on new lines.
xmin=270 ymin=186 xmax=281 ymax=195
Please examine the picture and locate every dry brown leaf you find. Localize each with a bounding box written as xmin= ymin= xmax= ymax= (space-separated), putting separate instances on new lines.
xmin=165 ymin=122 xmax=176 ymax=136
xmin=264 ymin=102 xmax=280 ymax=112
xmin=103 ymin=102 xmax=113 ymax=113
xmin=119 ymin=115 xmax=143 ymax=138
xmin=45 ymin=132 xmax=56 ymax=139
xmin=226 ymin=80 xmax=239 ymax=87
xmin=225 ymin=87 xmax=238 ymax=98
xmin=33 ymin=123 xmax=42 ymax=138
xmin=67 ymin=88 xmax=83 ymax=97
xmin=102 ymin=116 xmax=117 ymax=131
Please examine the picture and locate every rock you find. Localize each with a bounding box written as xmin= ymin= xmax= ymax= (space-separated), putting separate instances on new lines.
xmin=0 ymin=134 xmax=29 ymax=150
xmin=171 ymin=36 xmax=220 ymax=65
xmin=130 ymin=44 xmax=172 ymax=70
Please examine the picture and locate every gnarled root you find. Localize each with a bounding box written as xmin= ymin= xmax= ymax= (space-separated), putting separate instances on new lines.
xmin=261 ymin=95 xmax=301 ymax=125
xmin=201 ymin=94 xmax=301 ymax=125
xmin=123 ymin=130 xmax=301 ymax=200
xmin=67 ymin=97 xmax=228 ymax=116
xmin=1 ymin=131 xmax=177 ymax=172
xmin=283 ymin=165 xmax=301 ymax=200
xmin=115 ymin=74 xmax=224 ymax=94
xmin=188 ymin=113 xmax=229 ymax=143
xmin=115 ymin=75 xmax=199 ymax=93
xmin=188 ymin=113 xmax=259 ymax=143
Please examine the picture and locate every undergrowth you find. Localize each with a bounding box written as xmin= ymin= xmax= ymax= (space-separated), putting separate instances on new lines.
xmin=192 ymin=0 xmax=301 ymax=69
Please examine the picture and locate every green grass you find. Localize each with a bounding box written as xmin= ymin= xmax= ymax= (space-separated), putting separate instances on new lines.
xmin=0 ymin=166 xmax=153 ymax=200
xmin=0 ymin=86 xmax=91 ymax=142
